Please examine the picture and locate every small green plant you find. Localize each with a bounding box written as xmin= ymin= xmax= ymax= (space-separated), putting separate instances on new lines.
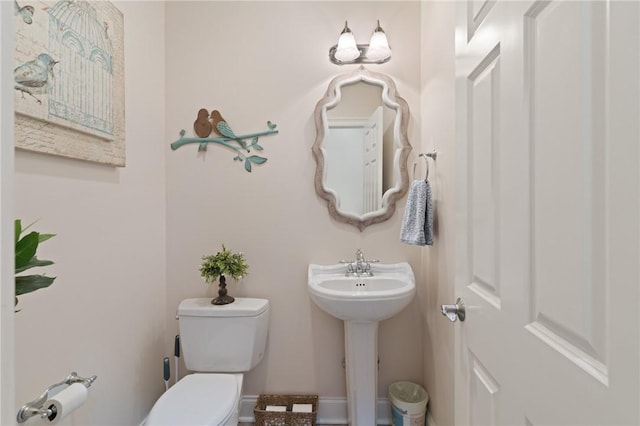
xmin=200 ymin=244 xmax=248 ymax=283
xmin=15 ymin=219 xmax=56 ymax=306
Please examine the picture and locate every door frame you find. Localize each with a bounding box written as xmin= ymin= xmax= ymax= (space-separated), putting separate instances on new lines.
xmin=1 ymin=2 xmax=16 ymax=424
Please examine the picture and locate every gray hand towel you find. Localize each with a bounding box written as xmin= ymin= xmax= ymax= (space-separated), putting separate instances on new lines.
xmin=400 ymin=179 xmax=433 ymax=246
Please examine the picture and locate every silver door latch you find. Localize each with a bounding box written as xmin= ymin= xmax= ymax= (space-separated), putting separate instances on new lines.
xmin=441 ymin=298 xmax=465 ymax=322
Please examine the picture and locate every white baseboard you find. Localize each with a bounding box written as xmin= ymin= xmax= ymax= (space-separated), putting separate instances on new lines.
xmin=239 ymin=395 xmax=392 ymax=425
xmin=140 ymin=395 xmax=437 ymax=426
xmin=144 ymin=395 xmax=434 ymax=426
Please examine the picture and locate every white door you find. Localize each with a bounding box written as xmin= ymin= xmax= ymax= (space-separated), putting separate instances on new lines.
xmin=326 ymin=126 xmax=365 ymax=214
xmin=362 ymin=106 xmax=383 ymax=214
xmin=454 ymin=1 xmax=639 ymax=425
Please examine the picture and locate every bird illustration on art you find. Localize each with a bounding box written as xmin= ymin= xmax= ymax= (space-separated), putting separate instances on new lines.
xmin=14 ymin=0 xmax=34 ymax=24
xmin=211 ymin=110 xmax=248 ymax=151
xmin=14 ymin=53 xmax=59 ymax=104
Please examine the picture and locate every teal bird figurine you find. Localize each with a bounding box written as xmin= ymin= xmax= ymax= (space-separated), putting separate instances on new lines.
xmin=211 ymin=110 xmax=248 ymax=150
xmin=14 ymin=53 xmax=58 ymax=104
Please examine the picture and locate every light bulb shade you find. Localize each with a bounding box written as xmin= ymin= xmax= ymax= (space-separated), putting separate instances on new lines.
xmin=334 ymin=31 xmax=360 ymax=62
xmin=367 ymin=29 xmax=391 ymax=61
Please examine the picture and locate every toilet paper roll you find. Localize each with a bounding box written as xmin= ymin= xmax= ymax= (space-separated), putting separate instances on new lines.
xmin=44 ymin=383 xmax=88 ymax=424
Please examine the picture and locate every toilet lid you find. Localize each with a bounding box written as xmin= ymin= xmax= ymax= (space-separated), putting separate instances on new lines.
xmin=146 ymin=374 xmax=239 ymax=426
xmin=179 ymin=298 xmax=269 ymax=318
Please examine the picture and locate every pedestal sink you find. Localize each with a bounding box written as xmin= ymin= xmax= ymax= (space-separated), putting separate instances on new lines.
xmin=308 ymin=262 xmax=415 ymax=426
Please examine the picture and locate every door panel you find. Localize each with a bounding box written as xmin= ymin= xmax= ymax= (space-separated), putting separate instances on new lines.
xmin=363 ymin=106 xmax=383 ymax=213
xmin=469 ymin=354 xmax=501 ymax=426
xmin=524 ymin=0 xmax=608 ymax=384
xmin=468 ymin=44 xmax=501 ymax=309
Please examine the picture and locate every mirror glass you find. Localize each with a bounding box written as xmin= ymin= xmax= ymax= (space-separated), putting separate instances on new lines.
xmin=313 ymin=67 xmax=411 ymax=230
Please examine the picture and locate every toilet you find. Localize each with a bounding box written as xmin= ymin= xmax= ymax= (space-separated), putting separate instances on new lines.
xmin=146 ymin=297 xmax=270 ymax=426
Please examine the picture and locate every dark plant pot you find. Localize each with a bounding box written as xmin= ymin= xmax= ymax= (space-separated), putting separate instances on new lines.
xmin=212 ymin=275 xmax=235 ymax=305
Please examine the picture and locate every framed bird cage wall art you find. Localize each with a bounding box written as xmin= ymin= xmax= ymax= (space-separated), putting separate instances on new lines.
xmin=14 ymin=0 xmax=125 ymax=167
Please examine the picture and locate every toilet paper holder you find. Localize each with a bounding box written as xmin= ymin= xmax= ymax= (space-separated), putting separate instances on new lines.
xmin=17 ymin=371 xmax=97 ymax=423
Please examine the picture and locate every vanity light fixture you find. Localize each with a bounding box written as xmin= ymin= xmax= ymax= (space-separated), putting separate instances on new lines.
xmin=329 ymin=20 xmax=392 ymax=65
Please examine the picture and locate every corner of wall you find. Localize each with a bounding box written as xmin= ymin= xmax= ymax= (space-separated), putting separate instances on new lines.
xmin=419 ymin=2 xmax=456 ymax=425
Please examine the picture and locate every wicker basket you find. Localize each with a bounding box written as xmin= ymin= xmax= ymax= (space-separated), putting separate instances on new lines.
xmin=253 ymin=394 xmax=318 ymax=426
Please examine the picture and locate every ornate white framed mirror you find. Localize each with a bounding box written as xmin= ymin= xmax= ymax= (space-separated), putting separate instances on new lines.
xmin=312 ymin=67 xmax=412 ymax=231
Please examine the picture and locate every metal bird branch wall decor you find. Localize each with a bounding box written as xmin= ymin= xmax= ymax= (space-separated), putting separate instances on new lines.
xmin=170 ymin=108 xmax=279 ymax=173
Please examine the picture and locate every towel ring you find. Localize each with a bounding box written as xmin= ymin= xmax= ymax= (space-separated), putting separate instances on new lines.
xmin=418 ymin=150 xmax=438 ymax=180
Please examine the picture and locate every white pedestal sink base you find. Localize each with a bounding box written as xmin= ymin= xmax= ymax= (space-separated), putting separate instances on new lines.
xmin=308 ymin=262 xmax=416 ymax=426
xmin=344 ymin=320 xmax=379 ymax=426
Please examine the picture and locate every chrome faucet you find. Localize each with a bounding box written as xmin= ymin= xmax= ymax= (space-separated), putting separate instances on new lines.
xmin=355 ymin=248 xmax=366 ymax=274
xmin=340 ymin=249 xmax=379 ymax=277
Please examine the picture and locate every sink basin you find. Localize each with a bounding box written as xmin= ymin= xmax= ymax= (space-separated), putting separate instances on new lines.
xmin=308 ymin=262 xmax=415 ymax=322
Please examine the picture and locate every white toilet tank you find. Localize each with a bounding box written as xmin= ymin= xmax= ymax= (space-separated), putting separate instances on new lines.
xmin=177 ymin=298 xmax=269 ymax=373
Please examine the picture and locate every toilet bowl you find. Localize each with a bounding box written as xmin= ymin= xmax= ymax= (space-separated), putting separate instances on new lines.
xmin=145 ymin=298 xmax=270 ymax=426
xmin=146 ymin=373 xmax=242 ymax=426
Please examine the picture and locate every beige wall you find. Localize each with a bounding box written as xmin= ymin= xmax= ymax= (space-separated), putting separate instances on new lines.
xmin=14 ymin=2 xmax=166 ymax=425
xmin=9 ymin=2 xmax=460 ymax=425
xmin=165 ymin=0 xmax=424 ymax=401
xmin=420 ymin=2 xmax=456 ymax=426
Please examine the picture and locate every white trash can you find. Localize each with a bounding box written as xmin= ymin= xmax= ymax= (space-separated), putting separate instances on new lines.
xmin=389 ymin=381 xmax=428 ymax=426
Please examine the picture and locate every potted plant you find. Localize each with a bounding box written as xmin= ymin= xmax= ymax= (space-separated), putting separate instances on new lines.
xmin=15 ymin=219 xmax=56 ymax=308
xmin=200 ymin=244 xmax=248 ymax=305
